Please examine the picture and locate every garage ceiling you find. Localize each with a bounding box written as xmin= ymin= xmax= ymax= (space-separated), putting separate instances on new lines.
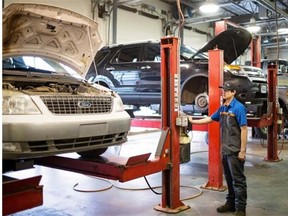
xmin=104 ymin=0 xmax=288 ymax=47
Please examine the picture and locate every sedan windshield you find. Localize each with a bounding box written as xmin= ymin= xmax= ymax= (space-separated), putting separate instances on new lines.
xmin=2 ymin=56 xmax=82 ymax=79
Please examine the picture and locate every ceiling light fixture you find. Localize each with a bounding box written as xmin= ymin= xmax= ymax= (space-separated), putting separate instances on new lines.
xmin=199 ymin=1 xmax=219 ymax=14
xmin=246 ymin=17 xmax=261 ymax=33
xmin=277 ymin=22 xmax=288 ymax=34
xmin=278 ymin=28 xmax=288 ymax=34
xmin=246 ymin=25 xmax=261 ymax=33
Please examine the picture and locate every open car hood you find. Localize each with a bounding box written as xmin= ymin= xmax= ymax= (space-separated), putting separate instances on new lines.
xmin=192 ymin=28 xmax=252 ymax=64
xmin=2 ymin=3 xmax=102 ymax=77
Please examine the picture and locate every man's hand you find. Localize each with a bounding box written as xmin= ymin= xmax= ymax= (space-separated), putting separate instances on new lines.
xmin=188 ymin=116 xmax=193 ymax=123
xmin=238 ymin=151 xmax=246 ymax=161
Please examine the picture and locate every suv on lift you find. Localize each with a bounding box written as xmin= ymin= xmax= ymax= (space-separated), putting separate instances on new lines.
xmin=86 ymin=28 xmax=268 ymax=117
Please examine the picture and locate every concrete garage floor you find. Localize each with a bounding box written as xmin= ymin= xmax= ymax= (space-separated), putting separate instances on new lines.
xmin=5 ymin=127 xmax=288 ymax=216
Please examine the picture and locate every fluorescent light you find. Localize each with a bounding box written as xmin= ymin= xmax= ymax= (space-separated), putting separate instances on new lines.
xmin=199 ymin=3 xmax=219 ymax=13
xmin=278 ymin=28 xmax=288 ymax=34
xmin=246 ymin=17 xmax=261 ymax=33
xmin=246 ymin=25 xmax=261 ymax=33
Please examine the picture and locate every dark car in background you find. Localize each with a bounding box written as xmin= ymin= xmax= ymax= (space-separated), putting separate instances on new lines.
xmin=86 ymin=28 xmax=268 ymax=117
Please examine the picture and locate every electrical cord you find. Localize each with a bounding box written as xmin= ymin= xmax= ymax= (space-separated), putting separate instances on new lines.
xmin=73 ymin=176 xmax=113 ymax=192
xmin=180 ymin=185 xmax=203 ymax=201
xmin=144 ymin=176 xmax=162 ymax=195
xmin=111 ymin=178 xmax=161 ymax=192
xmin=72 ymin=171 xmax=203 ymax=201
xmin=112 ymin=176 xmax=203 ymax=201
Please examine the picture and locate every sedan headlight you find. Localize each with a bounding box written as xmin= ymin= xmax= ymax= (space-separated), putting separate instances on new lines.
xmin=113 ymin=95 xmax=125 ymax=112
xmin=2 ymin=94 xmax=41 ymax=115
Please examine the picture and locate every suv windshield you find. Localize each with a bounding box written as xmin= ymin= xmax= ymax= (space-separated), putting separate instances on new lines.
xmin=180 ymin=45 xmax=208 ymax=60
xmin=2 ymin=56 xmax=81 ymax=78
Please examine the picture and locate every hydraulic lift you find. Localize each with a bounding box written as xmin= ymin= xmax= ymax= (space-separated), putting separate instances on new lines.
xmin=34 ymin=37 xmax=190 ymax=213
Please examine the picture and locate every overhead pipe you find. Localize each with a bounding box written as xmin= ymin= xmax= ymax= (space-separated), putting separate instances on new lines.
xmin=184 ymin=15 xmax=231 ymax=25
xmin=117 ymin=4 xmax=137 ymax=13
xmin=255 ymin=0 xmax=288 ymax=20
xmin=138 ymin=10 xmax=159 ymax=19
xmin=262 ymin=42 xmax=288 ymax=48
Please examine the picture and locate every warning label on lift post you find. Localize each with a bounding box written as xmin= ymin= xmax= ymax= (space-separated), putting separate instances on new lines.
xmin=174 ymin=73 xmax=179 ymax=112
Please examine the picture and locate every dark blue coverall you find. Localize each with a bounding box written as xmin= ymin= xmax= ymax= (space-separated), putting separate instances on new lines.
xmin=211 ymin=97 xmax=247 ymax=211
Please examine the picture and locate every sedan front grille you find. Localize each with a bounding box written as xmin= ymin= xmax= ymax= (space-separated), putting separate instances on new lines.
xmin=41 ymin=95 xmax=113 ymax=114
xmin=27 ymin=132 xmax=128 ymax=152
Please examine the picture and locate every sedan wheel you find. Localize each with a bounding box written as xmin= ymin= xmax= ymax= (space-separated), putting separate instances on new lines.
xmin=77 ymin=148 xmax=108 ymax=157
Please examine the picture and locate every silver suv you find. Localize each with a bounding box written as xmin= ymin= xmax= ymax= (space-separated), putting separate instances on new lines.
xmin=2 ymin=3 xmax=131 ymax=161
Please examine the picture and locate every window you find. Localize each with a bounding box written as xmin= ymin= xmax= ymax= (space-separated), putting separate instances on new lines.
xmin=2 ymin=56 xmax=79 ymax=77
xmin=23 ymin=56 xmax=55 ymax=71
xmin=95 ymin=50 xmax=110 ymax=65
xmin=112 ymin=46 xmax=140 ymax=63
xmin=142 ymin=44 xmax=160 ymax=62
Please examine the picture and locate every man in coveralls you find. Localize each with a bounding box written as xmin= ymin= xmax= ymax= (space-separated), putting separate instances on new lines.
xmin=188 ymin=81 xmax=248 ymax=216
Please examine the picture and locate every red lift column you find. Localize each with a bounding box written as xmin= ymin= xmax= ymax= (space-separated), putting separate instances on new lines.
xmin=251 ymin=36 xmax=261 ymax=68
xmin=154 ymin=37 xmax=190 ymax=213
xmin=202 ymin=49 xmax=226 ymax=191
xmin=266 ymin=65 xmax=280 ymax=161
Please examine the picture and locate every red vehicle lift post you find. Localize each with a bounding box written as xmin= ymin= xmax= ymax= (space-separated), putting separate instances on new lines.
xmin=202 ymin=48 xmax=226 ymax=191
xmin=247 ymin=64 xmax=280 ymax=161
xmin=265 ymin=65 xmax=280 ymax=161
xmin=250 ymin=35 xmax=261 ymax=68
xmin=154 ymin=37 xmax=189 ymax=213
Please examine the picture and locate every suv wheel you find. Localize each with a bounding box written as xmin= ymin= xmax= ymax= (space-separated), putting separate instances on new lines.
xmin=195 ymin=92 xmax=209 ymax=111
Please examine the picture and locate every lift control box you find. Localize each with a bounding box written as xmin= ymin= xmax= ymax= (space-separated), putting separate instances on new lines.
xmin=176 ymin=116 xmax=189 ymax=127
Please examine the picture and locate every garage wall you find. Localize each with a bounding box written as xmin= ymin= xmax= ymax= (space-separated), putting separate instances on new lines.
xmin=264 ymin=47 xmax=288 ymax=60
xmin=109 ymin=6 xmax=164 ymax=44
xmin=182 ymin=26 xmax=212 ymax=50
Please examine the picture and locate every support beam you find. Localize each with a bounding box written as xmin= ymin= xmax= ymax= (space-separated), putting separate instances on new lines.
xmin=202 ymin=48 xmax=226 ymax=191
xmin=251 ymin=35 xmax=261 ymax=68
xmin=154 ymin=37 xmax=190 ymax=213
xmin=266 ymin=65 xmax=280 ymax=161
xmin=3 ymin=176 xmax=43 ymax=215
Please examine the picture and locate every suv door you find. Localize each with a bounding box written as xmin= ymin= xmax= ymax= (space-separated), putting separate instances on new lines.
xmin=136 ymin=43 xmax=161 ymax=92
xmin=107 ymin=45 xmax=141 ymax=92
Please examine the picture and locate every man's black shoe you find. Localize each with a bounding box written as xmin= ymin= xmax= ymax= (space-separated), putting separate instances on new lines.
xmin=234 ymin=210 xmax=246 ymax=216
xmin=216 ymin=203 xmax=236 ymax=213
